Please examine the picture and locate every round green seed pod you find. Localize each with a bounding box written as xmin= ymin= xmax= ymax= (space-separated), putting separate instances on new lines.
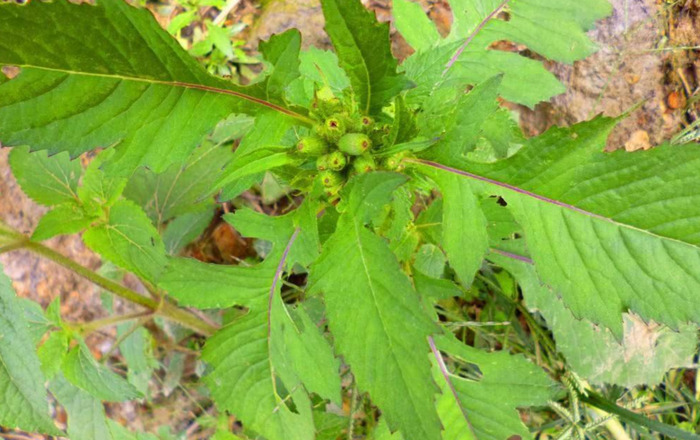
xmin=296 ymin=136 xmax=328 ymax=156
xmin=338 ymin=133 xmax=372 ymax=156
xmin=327 ymin=151 xmax=347 ymax=171
xmin=315 ymin=114 xmax=347 ymax=143
xmin=352 ymin=154 xmax=377 ymax=174
xmin=318 ymin=170 xmax=344 ymax=188
xmin=316 ymin=154 xmax=332 ymax=171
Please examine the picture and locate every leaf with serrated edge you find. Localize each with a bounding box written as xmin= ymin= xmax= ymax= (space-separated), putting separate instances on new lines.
xmin=8 ymin=146 xmax=82 ymax=207
xmin=50 ymin=375 xmax=111 ymax=440
xmin=83 ymin=199 xmax=167 ymax=283
xmin=62 ymin=341 xmax=141 ymax=402
xmin=0 ymin=0 xmax=308 ymax=174
xmin=309 ymin=173 xmax=441 ymax=439
xmin=321 ymin=0 xmax=409 ymax=113
xmin=412 ymin=116 xmax=700 ymax=337
xmin=0 ymin=264 xmax=59 ymax=434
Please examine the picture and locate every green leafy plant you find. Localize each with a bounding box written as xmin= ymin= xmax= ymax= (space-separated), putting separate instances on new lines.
xmin=0 ymin=0 xmax=699 ymax=439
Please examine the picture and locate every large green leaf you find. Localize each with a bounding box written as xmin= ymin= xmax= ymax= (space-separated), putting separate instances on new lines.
xmin=259 ymin=30 xmax=302 ymax=104
xmin=321 ymin=0 xmax=409 ymax=114
xmin=0 ymin=0 xmax=306 ymax=174
xmin=493 ymin=253 xmax=698 ymax=388
xmin=308 ymin=173 xmax=441 ymax=440
xmin=399 ymin=0 xmax=612 ymax=107
xmin=0 ymin=264 xmax=58 ymax=435
xmin=414 ymin=117 xmax=700 ymax=336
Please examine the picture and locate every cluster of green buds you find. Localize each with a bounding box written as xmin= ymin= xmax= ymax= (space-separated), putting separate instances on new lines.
xmin=295 ymin=89 xmax=407 ymax=200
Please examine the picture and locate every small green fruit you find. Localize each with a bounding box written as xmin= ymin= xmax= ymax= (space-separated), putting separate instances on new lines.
xmin=352 ymin=154 xmax=377 ymax=174
xmin=359 ymin=116 xmax=374 ymax=132
xmin=315 ymin=114 xmax=347 ymax=143
xmin=327 ymin=151 xmax=347 ymax=171
xmin=338 ymin=133 xmax=372 ymax=156
xmin=319 ymin=170 xmax=344 ymax=187
xmin=316 ymin=154 xmax=332 ymax=171
xmin=296 ymin=136 xmax=328 ymax=155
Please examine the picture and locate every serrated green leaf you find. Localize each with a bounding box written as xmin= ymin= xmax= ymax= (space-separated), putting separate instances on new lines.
xmin=78 ymin=149 xmax=127 ymax=211
xmin=202 ymin=248 xmax=315 ymax=440
xmin=321 ymin=0 xmax=409 ymax=114
xmin=0 ymin=0 xmax=306 ymax=174
xmin=83 ymin=199 xmax=167 ymax=283
xmin=50 ymin=375 xmax=111 ymax=440
xmin=62 ymin=341 xmax=141 ymax=402
xmin=0 ymin=264 xmax=58 ymax=434
xmin=419 ymin=166 xmax=488 ymax=287
xmin=160 ymin=257 xmax=274 ymax=309
xmin=218 ymin=147 xmax=298 ymax=198
xmin=259 ymin=29 xmax=302 ymax=104
xmin=393 ymin=0 xmax=441 ymax=52
xmin=38 ymin=330 xmax=70 ymax=381
xmin=401 ymin=0 xmax=611 ymax=107
xmin=9 ymin=146 xmax=82 ymax=207
xmin=417 ymin=117 xmax=700 ymax=336
xmin=413 ymin=270 xmax=462 ymax=300
xmin=435 ymin=335 xmax=557 ymax=440
xmin=277 ymin=304 xmax=341 ymax=405
xmin=223 ymin=201 xmax=320 ymax=268
xmin=299 ymin=48 xmax=350 ymax=93
xmin=309 ymin=172 xmax=441 ymax=439
xmin=18 ymin=297 xmax=52 ymax=345
xmin=124 ymin=142 xmax=234 ymax=225
xmin=32 ymin=203 xmax=94 ymax=241
xmin=117 ymin=326 xmax=157 ymax=396
xmin=494 ymin=253 xmax=698 ymax=388
xmin=163 ymin=210 xmax=214 ymax=255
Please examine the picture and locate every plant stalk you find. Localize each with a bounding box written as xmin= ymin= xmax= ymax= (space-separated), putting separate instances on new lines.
xmin=13 ymin=239 xmax=217 ymax=336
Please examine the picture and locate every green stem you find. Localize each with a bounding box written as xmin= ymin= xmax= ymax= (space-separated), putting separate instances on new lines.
xmin=17 ymin=239 xmax=217 ymax=336
xmin=70 ymin=311 xmax=152 ymax=336
xmin=581 ymin=391 xmax=700 ymax=440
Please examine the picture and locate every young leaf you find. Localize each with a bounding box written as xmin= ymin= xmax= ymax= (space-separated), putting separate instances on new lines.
xmin=0 ymin=264 xmax=58 ymax=435
xmin=117 ymin=326 xmax=157 ymax=396
xmin=433 ymin=335 xmax=558 ymax=440
xmin=414 ymin=117 xmax=700 ymax=336
xmin=78 ymin=149 xmax=128 ymax=211
xmin=38 ymin=330 xmax=70 ymax=381
xmin=321 ymin=0 xmax=409 ymax=113
xmin=0 ymin=0 xmax=307 ymax=174
xmin=50 ymin=375 xmax=112 ymax=440
xmin=62 ymin=341 xmax=141 ymax=402
xmin=32 ymin=204 xmax=94 ymax=241
xmin=309 ymin=173 xmax=442 ymax=440
xmin=83 ymin=200 xmax=168 ymax=283
xmin=8 ymin=146 xmax=81 ymax=206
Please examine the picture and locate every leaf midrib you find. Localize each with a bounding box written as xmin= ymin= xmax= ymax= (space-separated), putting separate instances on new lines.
xmin=4 ymin=64 xmax=312 ymax=124
xmin=413 ymin=159 xmax=700 ymax=254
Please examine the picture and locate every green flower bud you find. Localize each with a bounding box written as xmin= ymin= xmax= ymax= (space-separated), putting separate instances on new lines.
xmin=382 ymin=153 xmax=404 ymax=171
xmin=338 ymin=133 xmax=372 ymax=156
xmin=315 ymin=114 xmax=347 ymax=143
xmin=316 ymin=154 xmax=332 ymax=171
xmin=352 ymin=154 xmax=377 ymax=174
xmin=296 ymin=136 xmax=328 ymax=155
xmin=318 ymin=170 xmax=344 ymax=188
xmin=327 ymin=151 xmax=347 ymax=171
xmin=359 ymin=116 xmax=374 ymax=132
